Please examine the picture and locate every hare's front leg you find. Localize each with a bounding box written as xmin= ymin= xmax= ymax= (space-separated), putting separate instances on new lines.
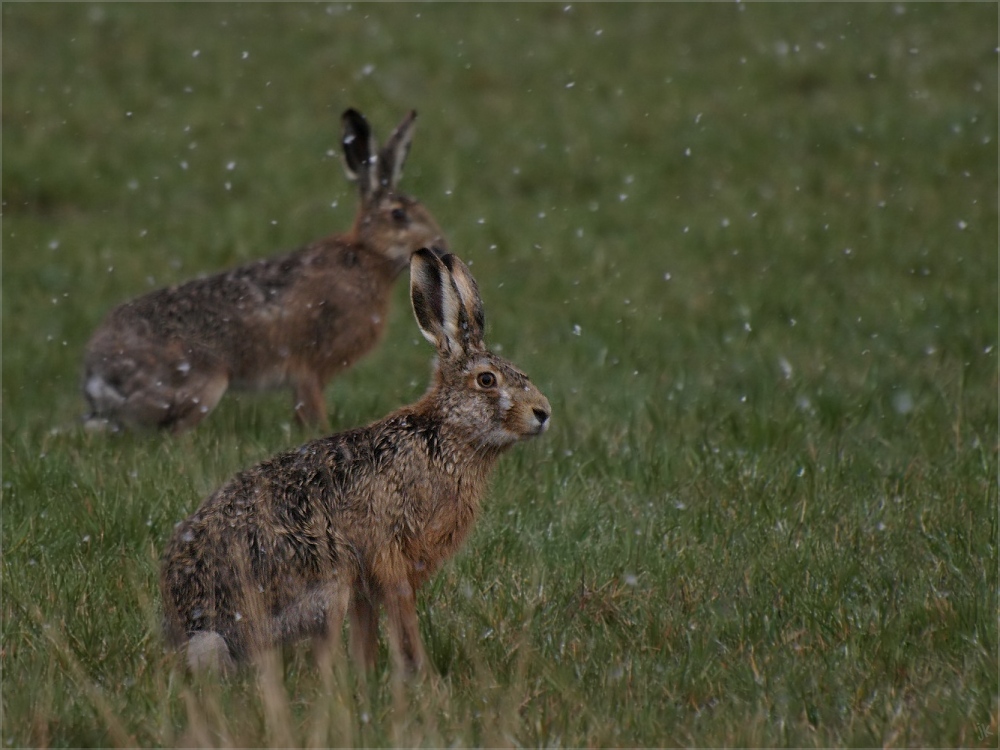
xmin=383 ymin=579 xmax=426 ymax=677
xmin=293 ymin=372 xmax=329 ymax=429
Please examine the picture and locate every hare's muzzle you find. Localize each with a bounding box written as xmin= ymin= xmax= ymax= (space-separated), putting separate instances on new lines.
xmin=528 ymin=396 xmax=551 ymax=436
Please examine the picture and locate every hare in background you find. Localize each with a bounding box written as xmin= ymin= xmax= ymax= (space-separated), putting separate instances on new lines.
xmin=83 ymin=108 xmax=448 ymax=433
xmin=160 ymin=249 xmax=551 ymax=676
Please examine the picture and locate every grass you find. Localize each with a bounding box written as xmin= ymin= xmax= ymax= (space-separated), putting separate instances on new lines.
xmin=3 ymin=2 xmax=997 ymax=746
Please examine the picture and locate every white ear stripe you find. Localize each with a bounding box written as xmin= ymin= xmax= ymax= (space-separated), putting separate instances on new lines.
xmin=380 ymin=110 xmax=417 ymax=189
xmin=410 ymin=253 xmax=444 ymax=348
xmin=442 ymin=255 xmax=486 ymax=349
xmin=439 ymin=279 xmax=462 ymax=350
xmin=409 ymin=250 xmax=477 ymax=358
xmin=450 ymin=271 xmax=477 ymax=313
xmin=366 ymin=152 xmax=380 ymax=197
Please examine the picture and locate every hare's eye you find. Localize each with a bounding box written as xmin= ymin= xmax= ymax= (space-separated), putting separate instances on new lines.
xmin=391 ymin=207 xmax=407 ymax=223
xmin=476 ymin=372 xmax=497 ymax=389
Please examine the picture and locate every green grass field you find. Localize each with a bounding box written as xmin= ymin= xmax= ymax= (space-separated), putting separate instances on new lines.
xmin=3 ymin=3 xmax=997 ymax=746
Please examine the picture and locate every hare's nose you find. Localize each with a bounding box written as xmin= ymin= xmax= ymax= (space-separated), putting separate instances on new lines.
xmin=532 ymin=407 xmax=550 ymax=425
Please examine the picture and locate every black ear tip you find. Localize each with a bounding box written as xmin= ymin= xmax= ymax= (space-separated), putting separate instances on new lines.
xmin=342 ymin=108 xmax=367 ymax=127
xmin=413 ymin=247 xmax=440 ymax=264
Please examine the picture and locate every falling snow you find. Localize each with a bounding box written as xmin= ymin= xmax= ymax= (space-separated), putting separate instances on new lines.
xmin=892 ymin=391 xmax=914 ymax=415
xmin=778 ymin=357 xmax=793 ymax=380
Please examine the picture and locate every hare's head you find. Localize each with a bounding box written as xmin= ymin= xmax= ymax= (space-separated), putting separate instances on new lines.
xmin=410 ymin=249 xmax=551 ymax=451
xmin=342 ymin=109 xmax=448 ymax=274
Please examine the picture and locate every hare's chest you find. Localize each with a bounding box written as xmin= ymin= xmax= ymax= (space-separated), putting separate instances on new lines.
xmin=406 ymin=493 xmax=480 ymax=586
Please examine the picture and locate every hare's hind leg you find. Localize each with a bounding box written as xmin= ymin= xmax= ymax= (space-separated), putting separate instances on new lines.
xmin=268 ymin=581 xmax=351 ymax=665
xmin=82 ymin=372 xmax=128 ymax=432
xmin=186 ymin=631 xmax=236 ymax=674
xmin=112 ymin=363 xmax=229 ymax=433
xmin=84 ymin=342 xmax=229 ymax=432
xmin=165 ymin=365 xmax=230 ymax=433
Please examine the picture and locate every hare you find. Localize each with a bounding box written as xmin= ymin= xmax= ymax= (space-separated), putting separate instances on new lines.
xmin=83 ymin=108 xmax=448 ymax=433
xmin=160 ymin=249 xmax=551 ymax=676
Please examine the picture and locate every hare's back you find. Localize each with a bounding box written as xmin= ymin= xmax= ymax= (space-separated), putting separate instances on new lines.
xmin=89 ymin=241 xmax=390 ymax=385
xmin=98 ymin=250 xmax=313 ymax=341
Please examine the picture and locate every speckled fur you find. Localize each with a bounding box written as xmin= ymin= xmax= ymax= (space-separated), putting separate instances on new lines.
xmin=160 ymin=250 xmax=551 ymax=676
xmin=83 ymin=109 xmax=447 ymax=433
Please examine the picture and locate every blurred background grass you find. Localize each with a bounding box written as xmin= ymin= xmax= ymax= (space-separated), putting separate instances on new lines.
xmin=3 ymin=3 xmax=997 ymax=746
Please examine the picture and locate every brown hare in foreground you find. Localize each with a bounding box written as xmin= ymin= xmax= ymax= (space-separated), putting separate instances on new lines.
xmin=160 ymin=249 xmax=551 ymax=676
xmin=83 ymin=108 xmax=448 ymax=433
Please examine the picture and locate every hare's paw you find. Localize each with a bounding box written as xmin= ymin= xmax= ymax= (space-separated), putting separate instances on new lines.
xmin=186 ymin=631 xmax=236 ymax=675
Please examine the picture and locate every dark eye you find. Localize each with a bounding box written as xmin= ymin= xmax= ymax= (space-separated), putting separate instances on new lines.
xmin=391 ymin=207 xmax=407 ymax=223
xmin=476 ymin=372 xmax=497 ymax=389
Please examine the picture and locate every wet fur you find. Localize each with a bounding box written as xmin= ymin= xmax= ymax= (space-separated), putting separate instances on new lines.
xmin=83 ymin=109 xmax=446 ymax=432
xmin=160 ymin=250 xmax=551 ymax=676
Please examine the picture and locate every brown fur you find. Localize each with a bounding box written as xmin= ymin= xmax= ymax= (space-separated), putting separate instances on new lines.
xmin=83 ymin=109 xmax=447 ymax=433
xmin=160 ymin=250 xmax=551 ymax=676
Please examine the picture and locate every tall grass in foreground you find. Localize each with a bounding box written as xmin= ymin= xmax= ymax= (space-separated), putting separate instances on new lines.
xmin=3 ymin=2 xmax=997 ymax=746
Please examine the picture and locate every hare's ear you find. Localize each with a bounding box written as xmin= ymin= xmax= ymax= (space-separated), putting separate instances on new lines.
xmin=378 ymin=110 xmax=417 ymax=190
xmin=411 ymin=248 xmax=463 ymax=357
xmin=441 ymin=254 xmax=486 ymax=351
xmin=341 ymin=108 xmax=379 ymax=199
